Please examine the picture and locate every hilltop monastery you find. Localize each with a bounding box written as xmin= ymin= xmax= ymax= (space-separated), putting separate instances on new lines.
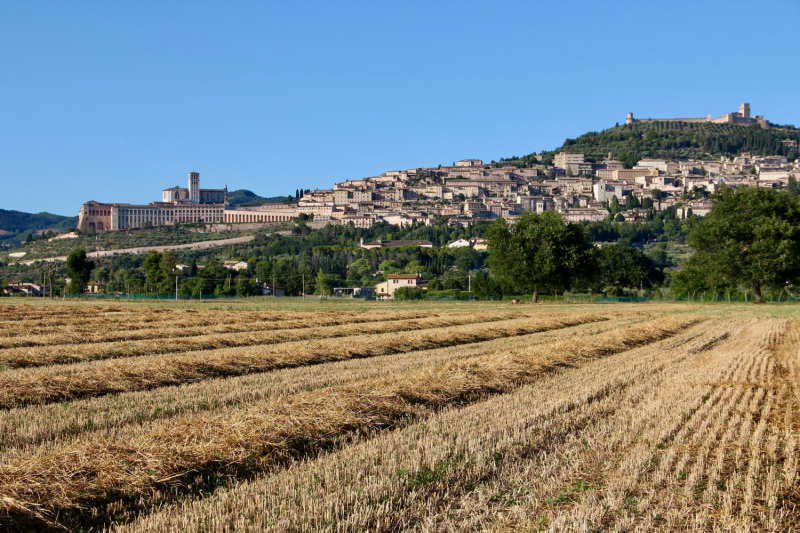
xmin=78 ymin=172 xmax=296 ymax=232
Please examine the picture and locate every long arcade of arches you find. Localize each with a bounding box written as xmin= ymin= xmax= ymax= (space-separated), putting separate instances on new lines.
xmin=224 ymin=213 xmax=293 ymax=223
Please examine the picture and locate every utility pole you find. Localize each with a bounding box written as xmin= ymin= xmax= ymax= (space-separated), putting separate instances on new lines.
xmin=302 ymin=274 xmax=305 ymax=302
xmin=468 ymin=274 xmax=471 ymax=293
xmin=176 ymin=276 xmax=178 ymax=301
xmin=273 ymin=275 xmax=276 ymax=298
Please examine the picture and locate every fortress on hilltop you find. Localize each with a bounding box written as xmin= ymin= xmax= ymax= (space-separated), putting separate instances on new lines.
xmin=626 ymin=103 xmax=770 ymax=128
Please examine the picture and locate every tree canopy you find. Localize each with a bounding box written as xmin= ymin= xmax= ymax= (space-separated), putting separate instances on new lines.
xmin=597 ymin=245 xmax=663 ymax=292
xmin=486 ymin=210 xmax=595 ymax=301
xmin=66 ymin=249 xmax=95 ymax=294
xmin=314 ymin=269 xmax=332 ymax=296
xmin=143 ymin=250 xmax=179 ymax=293
xmin=674 ymin=186 xmax=800 ymax=302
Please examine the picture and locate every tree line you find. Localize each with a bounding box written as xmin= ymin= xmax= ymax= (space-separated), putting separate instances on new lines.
xmin=11 ymin=186 xmax=799 ymax=302
xmin=484 ymin=211 xmax=662 ymax=301
xmin=484 ymin=186 xmax=800 ymax=303
xmin=32 ymin=219 xmax=491 ymax=296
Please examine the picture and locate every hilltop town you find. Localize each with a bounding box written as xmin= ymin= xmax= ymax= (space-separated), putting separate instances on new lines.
xmin=74 ymin=103 xmax=799 ymax=238
xmin=294 ymin=146 xmax=797 ymax=228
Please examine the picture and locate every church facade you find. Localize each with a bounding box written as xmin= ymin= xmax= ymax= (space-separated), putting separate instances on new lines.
xmin=77 ymin=172 xmax=229 ymax=232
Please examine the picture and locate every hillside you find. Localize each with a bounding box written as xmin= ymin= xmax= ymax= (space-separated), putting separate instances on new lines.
xmin=227 ymin=189 xmax=288 ymax=206
xmin=510 ymin=122 xmax=800 ymax=166
xmin=0 ymin=209 xmax=79 ymax=242
xmin=0 ymin=225 xmax=262 ymax=262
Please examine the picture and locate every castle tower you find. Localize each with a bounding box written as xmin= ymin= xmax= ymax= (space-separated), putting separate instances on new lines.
xmin=739 ymin=103 xmax=750 ymax=119
xmin=189 ymin=172 xmax=200 ymax=204
xmin=626 ymin=112 xmax=634 ymax=124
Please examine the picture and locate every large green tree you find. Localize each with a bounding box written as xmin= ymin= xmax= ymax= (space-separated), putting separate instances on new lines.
xmin=788 ymin=176 xmax=799 ymax=196
xmin=609 ymin=196 xmax=622 ymax=214
xmin=142 ymin=250 xmax=179 ymax=293
xmin=143 ymin=250 xmax=166 ymax=291
xmin=314 ymin=269 xmax=332 ymax=296
xmin=471 ymin=270 xmax=503 ymax=298
xmin=160 ymin=250 xmax=178 ymax=291
xmin=681 ymin=186 xmax=800 ymax=302
xmin=66 ymin=249 xmax=95 ymax=294
xmin=454 ymin=247 xmax=482 ymax=273
xmin=347 ymin=258 xmax=373 ymax=286
xmin=486 ymin=210 xmax=596 ymax=302
xmin=597 ymin=245 xmax=663 ymax=292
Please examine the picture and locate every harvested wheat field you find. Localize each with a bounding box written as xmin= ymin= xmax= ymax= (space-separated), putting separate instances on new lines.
xmin=0 ymin=300 xmax=798 ymax=532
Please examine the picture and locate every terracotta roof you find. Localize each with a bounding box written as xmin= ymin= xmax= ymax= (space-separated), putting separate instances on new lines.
xmin=387 ymin=274 xmax=420 ymax=279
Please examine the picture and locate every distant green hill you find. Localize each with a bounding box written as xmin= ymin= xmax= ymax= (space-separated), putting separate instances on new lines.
xmin=510 ymin=122 xmax=800 ymax=166
xmin=227 ymin=189 xmax=289 ymax=206
xmin=0 ymin=209 xmax=79 ymax=241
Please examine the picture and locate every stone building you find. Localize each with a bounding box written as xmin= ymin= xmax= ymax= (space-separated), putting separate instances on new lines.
xmin=626 ymin=103 xmax=770 ymax=128
xmin=78 ymin=172 xmax=228 ymax=232
xmin=455 ymin=159 xmax=484 ymax=167
xmin=554 ymin=153 xmax=584 ymax=169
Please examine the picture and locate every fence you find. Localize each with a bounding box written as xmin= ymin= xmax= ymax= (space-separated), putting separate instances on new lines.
xmin=411 ymin=294 xmax=798 ymax=303
xmin=63 ymin=293 xmax=268 ymax=301
xmin=37 ymin=292 xmax=800 ymax=304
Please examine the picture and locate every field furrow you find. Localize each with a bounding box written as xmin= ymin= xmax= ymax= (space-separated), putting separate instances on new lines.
xmin=0 ymin=312 xmax=529 ymax=368
xmin=0 ymin=308 xmax=350 ymax=331
xmin=0 ymin=318 xmax=628 ymax=457
xmin=0 ymin=310 xmax=443 ymax=347
xmin=429 ymin=317 xmax=751 ymax=533
xmin=0 ymin=313 xmax=606 ymax=408
xmin=0 ymin=315 xmax=695 ymax=528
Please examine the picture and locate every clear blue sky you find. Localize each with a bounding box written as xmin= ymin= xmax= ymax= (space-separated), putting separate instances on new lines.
xmin=1 ymin=0 xmax=798 ymax=216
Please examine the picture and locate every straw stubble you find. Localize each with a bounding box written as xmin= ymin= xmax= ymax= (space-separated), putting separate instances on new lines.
xmin=0 ymin=313 xmax=606 ymax=408
xmin=0 ymin=311 xmax=525 ymax=368
xmin=0 ymin=315 xmax=695 ymax=527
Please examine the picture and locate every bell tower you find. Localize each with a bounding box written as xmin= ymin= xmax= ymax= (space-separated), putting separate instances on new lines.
xmin=189 ymin=172 xmax=200 ymax=204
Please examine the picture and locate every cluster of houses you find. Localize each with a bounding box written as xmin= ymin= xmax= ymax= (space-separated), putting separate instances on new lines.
xmin=2 ymin=280 xmax=48 ymax=297
xmin=291 ymin=149 xmax=798 ymax=228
